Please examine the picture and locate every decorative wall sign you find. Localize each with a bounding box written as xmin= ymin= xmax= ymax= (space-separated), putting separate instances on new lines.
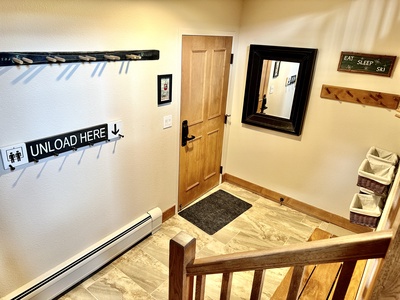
xmin=337 ymin=52 xmax=396 ymax=77
xmin=285 ymin=75 xmax=297 ymax=87
xmin=157 ymin=74 xmax=172 ymax=105
xmin=0 ymin=121 xmax=123 ymax=170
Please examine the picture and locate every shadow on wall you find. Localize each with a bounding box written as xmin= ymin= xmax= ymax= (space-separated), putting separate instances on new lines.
xmin=0 ymin=59 xmax=135 ymax=86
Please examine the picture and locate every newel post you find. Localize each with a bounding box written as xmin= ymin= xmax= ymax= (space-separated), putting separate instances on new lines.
xmin=169 ymin=231 xmax=196 ymax=300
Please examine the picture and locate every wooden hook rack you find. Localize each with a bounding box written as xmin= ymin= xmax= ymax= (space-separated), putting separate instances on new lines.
xmin=0 ymin=50 xmax=159 ymax=66
xmin=320 ymin=84 xmax=400 ymax=110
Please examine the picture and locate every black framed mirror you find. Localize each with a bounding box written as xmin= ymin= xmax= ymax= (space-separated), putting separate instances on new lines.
xmin=241 ymin=45 xmax=317 ymax=135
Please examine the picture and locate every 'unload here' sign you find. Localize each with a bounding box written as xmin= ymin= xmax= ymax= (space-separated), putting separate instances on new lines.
xmin=1 ymin=121 xmax=122 ymax=170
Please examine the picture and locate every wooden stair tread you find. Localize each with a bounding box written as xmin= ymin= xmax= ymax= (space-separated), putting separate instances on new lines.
xmin=307 ymin=227 xmax=334 ymax=241
xmin=298 ymin=263 xmax=342 ymax=299
xmin=271 ymin=228 xmax=365 ymax=300
xmin=270 ymin=265 xmax=315 ymax=299
xmin=328 ymin=259 xmax=367 ymax=300
xmin=271 ymin=228 xmax=333 ymax=299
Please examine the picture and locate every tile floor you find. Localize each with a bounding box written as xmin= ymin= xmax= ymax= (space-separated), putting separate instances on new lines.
xmin=59 ymin=182 xmax=353 ymax=300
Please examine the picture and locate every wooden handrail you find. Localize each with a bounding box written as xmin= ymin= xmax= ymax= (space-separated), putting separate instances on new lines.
xmin=186 ymin=230 xmax=392 ymax=275
xmin=169 ymin=230 xmax=393 ymax=299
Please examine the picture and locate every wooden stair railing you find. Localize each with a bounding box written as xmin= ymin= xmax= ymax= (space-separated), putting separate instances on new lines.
xmin=169 ymin=230 xmax=393 ymax=300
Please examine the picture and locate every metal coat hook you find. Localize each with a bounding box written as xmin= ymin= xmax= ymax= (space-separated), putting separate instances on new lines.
xmin=46 ymin=56 xmax=57 ymax=63
xmin=12 ymin=57 xmax=24 ymax=65
xmin=33 ymin=158 xmax=39 ymax=163
xmin=79 ymin=55 xmax=96 ymax=62
xmin=55 ymin=56 xmax=66 ymax=63
xmin=104 ymin=55 xmax=120 ymax=61
xmin=53 ymin=152 xmax=59 ymax=157
xmin=9 ymin=164 xmax=15 ymax=171
xmin=46 ymin=56 xmax=66 ymax=63
xmin=71 ymin=147 xmax=77 ymax=151
xmin=22 ymin=57 xmax=33 ymax=64
xmin=12 ymin=57 xmax=33 ymax=64
xmin=126 ymin=54 xmax=141 ymax=60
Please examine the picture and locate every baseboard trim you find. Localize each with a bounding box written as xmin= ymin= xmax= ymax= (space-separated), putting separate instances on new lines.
xmin=162 ymin=205 xmax=176 ymax=222
xmin=222 ymin=173 xmax=371 ymax=234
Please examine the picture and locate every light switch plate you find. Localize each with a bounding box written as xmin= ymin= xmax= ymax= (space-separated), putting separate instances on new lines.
xmin=163 ymin=115 xmax=172 ymax=129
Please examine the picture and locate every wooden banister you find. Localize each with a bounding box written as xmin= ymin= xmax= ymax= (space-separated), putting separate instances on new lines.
xmin=169 ymin=231 xmax=196 ymax=300
xmin=169 ymin=230 xmax=393 ymax=299
xmin=287 ymin=266 xmax=305 ymax=300
xmin=186 ymin=230 xmax=392 ymax=275
xmin=250 ymin=270 xmax=265 ymax=299
xmin=220 ymin=273 xmax=232 ymax=299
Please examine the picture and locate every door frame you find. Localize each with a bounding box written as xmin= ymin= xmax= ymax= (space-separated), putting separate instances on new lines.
xmin=176 ymin=30 xmax=237 ymax=204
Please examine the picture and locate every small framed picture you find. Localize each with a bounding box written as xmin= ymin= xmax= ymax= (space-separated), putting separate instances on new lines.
xmin=158 ymin=74 xmax=172 ymax=105
xmin=273 ymin=61 xmax=281 ymax=78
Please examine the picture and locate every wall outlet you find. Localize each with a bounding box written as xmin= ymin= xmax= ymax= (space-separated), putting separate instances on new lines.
xmin=163 ymin=115 xmax=172 ymax=129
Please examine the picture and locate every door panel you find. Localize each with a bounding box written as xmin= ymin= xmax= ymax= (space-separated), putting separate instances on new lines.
xmin=184 ymin=137 xmax=202 ymax=192
xmin=187 ymin=50 xmax=207 ymax=124
xmin=208 ymin=49 xmax=227 ymax=118
xmin=179 ymin=35 xmax=232 ymax=210
xmin=203 ymin=129 xmax=220 ymax=180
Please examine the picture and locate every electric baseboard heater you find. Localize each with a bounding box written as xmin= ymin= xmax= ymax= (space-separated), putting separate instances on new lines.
xmin=5 ymin=207 xmax=162 ymax=300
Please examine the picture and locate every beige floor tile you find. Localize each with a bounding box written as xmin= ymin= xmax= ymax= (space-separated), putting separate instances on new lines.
xmin=113 ymin=248 xmax=168 ymax=294
xmin=58 ymin=285 xmax=97 ymax=300
xmin=150 ymin=279 xmax=169 ymax=300
xmin=140 ymin=231 xmax=171 ymax=267
xmin=61 ymin=183 xmax=354 ymax=299
xmin=87 ymin=267 xmax=153 ymax=300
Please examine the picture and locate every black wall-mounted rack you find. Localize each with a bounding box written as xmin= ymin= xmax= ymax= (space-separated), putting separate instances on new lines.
xmin=0 ymin=50 xmax=159 ymax=66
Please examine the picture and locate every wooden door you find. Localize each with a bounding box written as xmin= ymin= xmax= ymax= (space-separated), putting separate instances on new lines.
xmin=178 ymin=35 xmax=232 ymax=210
xmin=258 ymin=60 xmax=272 ymax=113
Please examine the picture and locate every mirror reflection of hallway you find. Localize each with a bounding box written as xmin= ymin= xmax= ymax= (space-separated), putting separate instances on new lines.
xmin=242 ymin=45 xmax=317 ymax=136
xmin=258 ymin=60 xmax=300 ymax=119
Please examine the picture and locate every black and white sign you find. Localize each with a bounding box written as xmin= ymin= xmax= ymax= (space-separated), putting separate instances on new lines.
xmin=1 ymin=120 xmax=122 ymax=170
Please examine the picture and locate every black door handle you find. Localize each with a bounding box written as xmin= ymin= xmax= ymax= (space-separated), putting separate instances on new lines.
xmin=182 ymin=120 xmax=195 ymax=146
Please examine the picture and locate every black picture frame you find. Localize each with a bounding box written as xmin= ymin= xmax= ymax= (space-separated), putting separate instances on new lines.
xmin=241 ymin=45 xmax=317 ymax=136
xmin=158 ymin=74 xmax=172 ymax=105
xmin=273 ymin=61 xmax=281 ymax=78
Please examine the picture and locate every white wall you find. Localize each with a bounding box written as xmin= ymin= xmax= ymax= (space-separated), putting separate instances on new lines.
xmin=226 ymin=0 xmax=400 ymax=218
xmin=0 ymin=0 xmax=242 ymax=296
xmin=266 ymin=61 xmax=299 ymax=118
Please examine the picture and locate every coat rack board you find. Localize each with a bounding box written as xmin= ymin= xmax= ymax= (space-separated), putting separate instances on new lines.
xmin=0 ymin=50 xmax=159 ymax=66
xmin=320 ymin=84 xmax=400 ymax=110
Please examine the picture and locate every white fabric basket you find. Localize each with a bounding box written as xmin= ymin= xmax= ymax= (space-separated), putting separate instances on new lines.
xmin=358 ymin=159 xmax=395 ymax=185
xmin=367 ymin=146 xmax=398 ymax=166
xmin=350 ymin=193 xmax=382 ymax=217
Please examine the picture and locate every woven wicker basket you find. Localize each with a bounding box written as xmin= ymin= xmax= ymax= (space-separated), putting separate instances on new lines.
xmin=357 ymin=175 xmax=389 ymax=195
xmin=357 ymin=159 xmax=395 ymax=195
xmin=350 ymin=211 xmax=380 ymax=228
xmin=349 ymin=193 xmax=382 ymax=228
